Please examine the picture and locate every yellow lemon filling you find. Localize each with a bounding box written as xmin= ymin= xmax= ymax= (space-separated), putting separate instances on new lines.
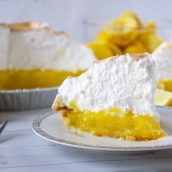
xmin=0 ymin=70 xmax=83 ymax=90
xmin=61 ymin=104 xmax=165 ymax=141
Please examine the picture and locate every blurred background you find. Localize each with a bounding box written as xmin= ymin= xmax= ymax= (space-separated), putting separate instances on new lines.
xmin=0 ymin=0 xmax=171 ymax=41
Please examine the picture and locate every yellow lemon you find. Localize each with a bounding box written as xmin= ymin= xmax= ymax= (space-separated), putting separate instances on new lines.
xmin=107 ymin=42 xmax=122 ymax=55
xmin=123 ymin=41 xmax=146 ymax=54
xmin=121 ymin=11 xmax=143 ymax=28
xmin=154 ymin=89 xmax=172 ymax=106
xmin=87 ymin=41 xmax=114 ymax=60
xmin=144 ymin=21 xmax=156 ymax=32
xmin=157 ymin=79 xmax=172 ymax=92
xmin=96 ymin=31 xmax=107 ymax=42
xmin=96 ymin=32 xmax=128 ymax=53
xmin=101 ymin=12 xmax=142 ymax=47
xmin=139 ymin=33 xmax=162 ymax=52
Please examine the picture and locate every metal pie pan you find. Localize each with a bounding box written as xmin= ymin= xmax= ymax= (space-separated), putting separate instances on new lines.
xmin=0 ymin=87 xmax=58 ymax=111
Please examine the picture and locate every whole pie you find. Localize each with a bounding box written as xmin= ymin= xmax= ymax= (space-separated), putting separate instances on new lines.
xmin=0 ymin=22 xmax=96 ymax=89
xmin=53 ymin=53 xmax=165 ymax=141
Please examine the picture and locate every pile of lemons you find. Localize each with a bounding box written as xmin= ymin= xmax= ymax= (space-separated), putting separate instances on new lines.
xmin=87 ymin=12 xmax=162 ymax=60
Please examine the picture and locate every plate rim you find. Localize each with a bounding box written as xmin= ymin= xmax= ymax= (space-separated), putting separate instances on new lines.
xmin=32 ymin=111 xmax=172 ymax=152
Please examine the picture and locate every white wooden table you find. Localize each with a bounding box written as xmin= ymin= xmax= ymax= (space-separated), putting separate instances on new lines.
xmin=1 ymin=109 xmax=172 ymax=172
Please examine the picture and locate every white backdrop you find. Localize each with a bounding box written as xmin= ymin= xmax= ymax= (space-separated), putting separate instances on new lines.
xmin=0 ymin=0 xmax=171 ymax=41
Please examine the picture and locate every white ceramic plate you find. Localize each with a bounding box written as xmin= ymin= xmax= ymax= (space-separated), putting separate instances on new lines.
xmin=32 ymin=106 xmax=172 ymax=152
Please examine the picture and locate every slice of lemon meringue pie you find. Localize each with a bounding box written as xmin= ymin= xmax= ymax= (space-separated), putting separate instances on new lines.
xmin=53 ymin=53 xmax=165 ymax=141
xmin=0 ymin=22 xmax=96 ymax=90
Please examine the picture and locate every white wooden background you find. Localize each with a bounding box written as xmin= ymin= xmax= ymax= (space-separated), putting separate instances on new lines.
xmin=0 ymin=0 xmax=171 ymax=41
